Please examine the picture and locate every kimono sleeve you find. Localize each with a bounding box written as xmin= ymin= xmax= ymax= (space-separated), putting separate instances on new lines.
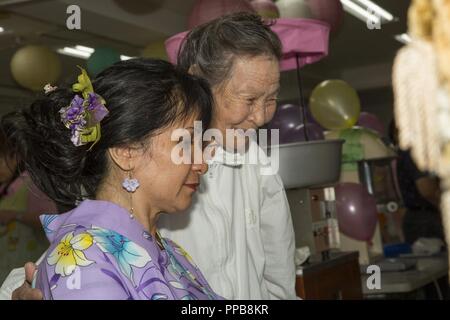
xmin=35 ymin=229 xmax=132 ymax=300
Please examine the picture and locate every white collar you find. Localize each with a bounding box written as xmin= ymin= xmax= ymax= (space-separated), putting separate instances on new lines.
xmin=207 ymin=141 xmax=244 ymax=167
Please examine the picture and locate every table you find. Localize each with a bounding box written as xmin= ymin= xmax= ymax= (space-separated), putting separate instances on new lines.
xmin=361 ymin=254 xmax=449 ymax=298
xmin=296 ymin=251 xmax=363 ymax=299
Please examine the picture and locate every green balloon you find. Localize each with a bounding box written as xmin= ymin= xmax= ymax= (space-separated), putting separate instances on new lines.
xmin=87 ymin=47 xmax=121 ymax=76
xmin=309 ymin=79 xmax=361 ymax=130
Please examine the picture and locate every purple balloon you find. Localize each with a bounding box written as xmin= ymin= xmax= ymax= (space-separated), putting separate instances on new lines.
xmin=267 ymin=104 xmax=324 ymax=143
xmin=302 ymin=123 xmax=325 ymax=141
xmin=357 ymin=112 xmax=385 ymax=136
xmin=278 ymin=123 xmax=324 ymax=143
xmin=267 ymin=104 xmax=304 ymax=131
xmin=334 ymin=182 xmax=378 ymax=241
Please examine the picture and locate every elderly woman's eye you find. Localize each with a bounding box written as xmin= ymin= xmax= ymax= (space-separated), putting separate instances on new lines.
xmin=247 ymin=98 xmax=256 ymax=105
xmin=265 ymin=98 xmax=277 ymax=106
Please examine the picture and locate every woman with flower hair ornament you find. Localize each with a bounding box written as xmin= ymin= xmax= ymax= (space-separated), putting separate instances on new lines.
xmin=0 ymin=58 xmax=222 ymax=300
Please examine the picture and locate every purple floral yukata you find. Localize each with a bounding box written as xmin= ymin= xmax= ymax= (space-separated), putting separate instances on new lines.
xmin=34 ymin=200 xmax=222 ymax=300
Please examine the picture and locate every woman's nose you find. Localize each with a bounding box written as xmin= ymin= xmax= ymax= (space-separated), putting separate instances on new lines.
xmin=192 ymin=162 xmax=208 ymax=175
xmin=248 ymin=103 xmax=266 ymax=127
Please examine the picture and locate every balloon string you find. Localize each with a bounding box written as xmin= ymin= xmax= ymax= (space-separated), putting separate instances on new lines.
xmin=296 ymin=53 xmax=309 ymax=141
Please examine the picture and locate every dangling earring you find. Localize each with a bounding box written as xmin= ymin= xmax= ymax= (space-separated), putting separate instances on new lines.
xmin=122 ymin=170 xmax=140 ymax=219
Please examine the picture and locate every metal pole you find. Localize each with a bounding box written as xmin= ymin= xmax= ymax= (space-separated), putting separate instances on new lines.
xmin=296 ymin=53 xmax=309 ymax=141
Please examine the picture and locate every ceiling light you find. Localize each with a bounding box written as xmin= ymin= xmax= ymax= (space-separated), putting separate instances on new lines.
xmin=341 ymin=0 xmax=396 ymax=25
xmin=120 ymin=55 xmax=136 ymax=61
xmin=57 ymin=47 xmax=91 ymax=59
xmin=57 ymin=45 xmax=136 ymax=61
xmin=340 ymin=0 xmax=381 ymax=25
xmin=75 ymin=45 xmax=94 ymax=54
xmin=354 ymin=0 xmax=394 ymax=22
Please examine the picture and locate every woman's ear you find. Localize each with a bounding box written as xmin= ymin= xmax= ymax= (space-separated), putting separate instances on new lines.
xmin=108 ymin=146 xmax=136 ymax=171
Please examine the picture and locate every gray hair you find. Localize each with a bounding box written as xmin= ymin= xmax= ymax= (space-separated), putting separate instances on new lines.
xmin=177 ymin=12 xmax=282 ymax=88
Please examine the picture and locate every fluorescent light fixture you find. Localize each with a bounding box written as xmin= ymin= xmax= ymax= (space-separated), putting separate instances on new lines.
xmin=395 ymin=33 xmax=412 ymax=45
xmin=57 ymin=45 xmax=135 ymax=61
xmin=57 ymin=47 xmax=91 ymax=59
xmin=340 ymin=0 xmax=380 ymax=25
xmin=355 ymin=0 xmax=394 ymax=22
xmin=0 ymin=27 xmax=4 ymax=33
xmin=75 ymin=45 xmax=94 ymax=53
xmin=120 ymin=55 xmax=136 ymax=61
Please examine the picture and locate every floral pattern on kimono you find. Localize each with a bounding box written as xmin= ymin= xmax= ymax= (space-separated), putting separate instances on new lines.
xmin=34 ymin=200 xmax=222 ymax=300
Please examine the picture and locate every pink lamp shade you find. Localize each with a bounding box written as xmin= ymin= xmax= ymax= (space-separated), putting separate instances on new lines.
xmin=165 ymin=18 xmax=330 ymax=72
xmin=165 ymin=31 xmax=189 ymax=65
xmin=187 ymin=0 xmax=255 ymax=29
xmin=272 ymin=18 xmax=329 ymax=71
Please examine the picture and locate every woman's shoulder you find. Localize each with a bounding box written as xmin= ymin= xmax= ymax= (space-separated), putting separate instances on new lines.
xmin=37 ymin=225 xmax=154 ymax=299
xmin=45 ymin=225 xmax=153 ymax=276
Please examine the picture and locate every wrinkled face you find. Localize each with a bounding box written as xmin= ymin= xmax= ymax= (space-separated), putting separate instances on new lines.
xmin=135 ymin=114 xmax=207 ymax=214
xmin=0 ymin=154 xmax=17 ymax=184
xmin=212 ymin=55 xmax=280 ymax=151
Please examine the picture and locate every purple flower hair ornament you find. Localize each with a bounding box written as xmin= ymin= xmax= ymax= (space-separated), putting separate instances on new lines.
xmin=59 ymin=66 xmax=109 ymax=149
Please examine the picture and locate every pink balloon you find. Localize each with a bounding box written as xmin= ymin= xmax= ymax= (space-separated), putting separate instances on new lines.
xmin=357 ymin=112 xmax=385 ymax=136
xmin=335 ymin=182 xmax=378 ymax=241
xmin=308 ymin=0 xmax=343 ymax=35
xmin=188 ymin=0 xmax=255 ymax=29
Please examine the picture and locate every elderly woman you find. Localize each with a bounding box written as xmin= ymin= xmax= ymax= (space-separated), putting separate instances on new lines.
xmin=0 ymin=58 xmax=221 ymax=299
xmin=158 ymin=12 xmax=296 ymax=300
xmin=1 ymin=13 xmax=296 ymax=300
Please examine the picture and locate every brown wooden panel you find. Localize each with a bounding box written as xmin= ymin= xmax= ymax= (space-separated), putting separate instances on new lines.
xmin=296 ymin=253 xmax=363 ymax=300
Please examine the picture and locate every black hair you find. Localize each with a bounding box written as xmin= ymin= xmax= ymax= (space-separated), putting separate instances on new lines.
xmin=388 ymin=118 xmax=397 ymax=145
xmin=177 ymin=12 xmax=282 ymax=87
xmin=2 ymin=58 xmax=213 ymax=209
xmin=0 ymin=126 xmax=14 ymax=158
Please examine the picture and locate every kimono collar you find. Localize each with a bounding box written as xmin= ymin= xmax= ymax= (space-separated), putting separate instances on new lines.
xmin=40 ymin=200 xmax=161 ymax=255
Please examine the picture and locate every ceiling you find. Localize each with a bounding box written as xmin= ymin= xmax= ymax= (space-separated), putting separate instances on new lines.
xmin=0 ymin=0 xmax=411 ymax=111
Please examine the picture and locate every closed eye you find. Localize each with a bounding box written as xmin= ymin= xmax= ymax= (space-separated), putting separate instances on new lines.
xmin=247 ymin=98 xmax=256 ymax=105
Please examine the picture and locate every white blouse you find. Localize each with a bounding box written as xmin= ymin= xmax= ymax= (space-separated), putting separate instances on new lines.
xmin=158 ymin=139 xmax=297 ymax=299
